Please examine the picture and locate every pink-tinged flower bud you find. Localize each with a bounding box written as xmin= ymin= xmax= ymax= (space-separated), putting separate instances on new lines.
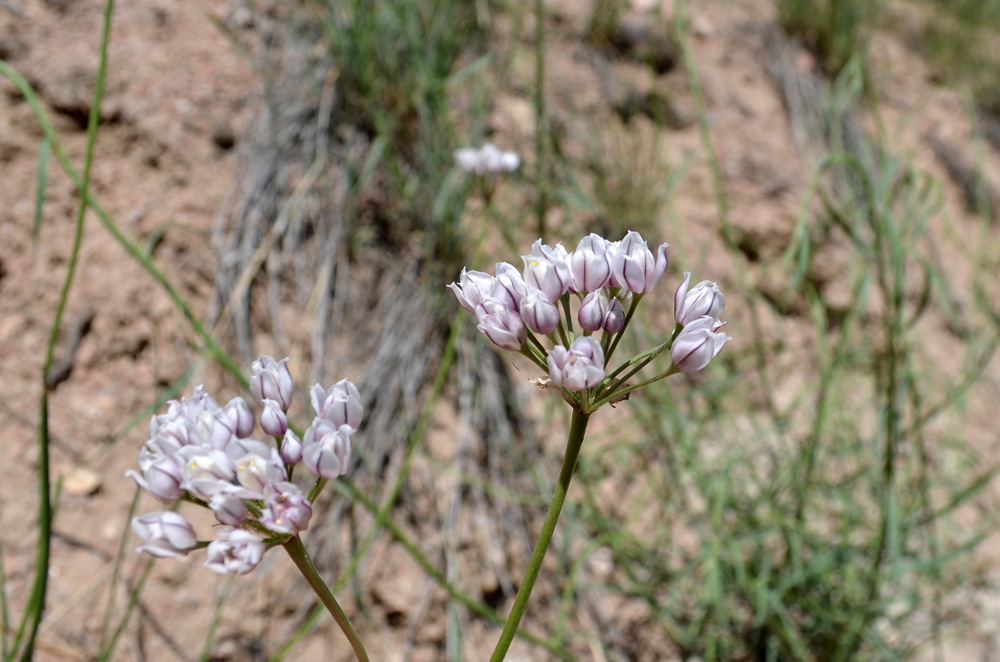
xmin=570 ymin=234 xmax=612 ymax=293
xmin=126 ymin=455 xmax=184 ymax=503
xmin=610 ymin=231 xmax=668 ymax=293
xmin=260 ymin=399 xmax=288 ymax=437
xmin=546 ymin=336 xmax=606 ymax=392
xmin=522 ymin=239 xmax=572 ymax=302
xmin=673 ymin=272 xmax=725 ymax=326
xmin=447 ymin=268 xmax=496 ymax=313
xmin=226 ymin=397 xmax=256 ymax=439
xmin=475 ymin=300 xmax=526 ymax=351
xmin=578 ymin=291 xmax=610 ymax=331
xmin=260 ymin=482 xmax=313 ymax=534
xmin=670 ymin=316 xmax=732 ymax=373
xmin=204 ymin=529 xmax=264 ymax=575
xmin=302 ymin=419 xmax=354 ymax=479
xmin=520 ymin=290 xmax=561 ymax=334
xmin=249 ymin=355 xmax=294 ymax=411
xmin=494 ymin=262 xmax=529 ymax=311
xmin=280 ymin=429 xmax=303 ymax=465
xmin=209 ymin=491 xmax=248 ymax=526
xmin=603 ymin=297 xmax=626 ymax=333
xmin=310 ymin=379 xmax=363 ymax=429
xmin=132 ymin=512 xmax=197 ymax=559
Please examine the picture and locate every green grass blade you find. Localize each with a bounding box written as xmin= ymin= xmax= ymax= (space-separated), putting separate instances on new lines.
xmin=30 ymin=138 xmax=50 ymax=249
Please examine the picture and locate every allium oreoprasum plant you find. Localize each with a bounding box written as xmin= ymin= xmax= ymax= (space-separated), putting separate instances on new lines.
xmin=448 ymin=230 xmax=730 ymax=660
xmin=127 ymin=357 xmax=369 ymax=661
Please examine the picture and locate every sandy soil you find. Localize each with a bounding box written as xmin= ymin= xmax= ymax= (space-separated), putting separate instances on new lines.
xmin=1 ymin=0 xmax=1000 ymax=659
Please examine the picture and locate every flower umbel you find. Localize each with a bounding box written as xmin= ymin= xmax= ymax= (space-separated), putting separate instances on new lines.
xmin=447 ymin=230 xmax=730 ymax=414
xmin=128 ymin=356 xmax=364 ymax=574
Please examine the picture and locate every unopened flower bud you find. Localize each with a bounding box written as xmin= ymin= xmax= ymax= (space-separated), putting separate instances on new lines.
xmin=226 ymin=397 xmax=256 ymax=439
xmin=126 ymin=455 xmax=184 ymax=503
xmin=132 ymin=511 xmax=197 ymax=558
xmin=209 ymin=491 xmax=248 ymax=526
xmin=547 ymin=336 xmax=606 ymax=392
xmin=204 ymin=529 xmax=264 ymax=575
xmin=610 ymin=231 xmax=668 ymax=293
xmin=603 ymin=297 xmax=626 ymax=333
xmin=674 ymin=272 xmax=725 ymax=326
xmin=249 ymin=355 xmax=293 ymax=411
xmin=260 ymin=399 xmax=288 ymax=437
xmin=578 ymin=291 xmax=609 ymax=331
xmin=476 ymin=300 xmax=526 ymax=351
xmin=311 ymin=379 xmax=363 ymax=429
xmin=571 ymin=234 xmax=612 ymax=293
xmin=494 ymin=262 xmax=529 ymax=311
xmin=260 ymin=482 xmax=313 ymax=534
xmin=302 ymin=419 xmax=353 ymax=479
xmin=520 ymin=290 xmax=561 ymax=334
xmin=670 ymin=316 xmax=731 ymax=373
xmin=280 ymin=429 xmax=303 ymax=465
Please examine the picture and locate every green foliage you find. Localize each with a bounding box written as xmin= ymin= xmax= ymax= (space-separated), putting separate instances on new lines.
xmin=919 ymin=0 xmax=1000 ymax=114
xmin=320 ymin=0 xmax=481 ymax=272
xmin=778 ymin=0 xmax=877 ymax=76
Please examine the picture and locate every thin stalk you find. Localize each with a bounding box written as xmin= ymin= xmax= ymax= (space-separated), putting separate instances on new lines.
xmin=489 ymin=409 xmax=590 ymax=662
xmin=282 ymin=535 xmax=368 ymax=662
xmin=604 ymin=294 xmax=643 ymax=362
xmin=17 ymin=3 xmax=115 ymax=659
xmin=533 ymin=0 xmax=547 ymax=241
xmin=591 ymin=365 xmax=679 ymax=411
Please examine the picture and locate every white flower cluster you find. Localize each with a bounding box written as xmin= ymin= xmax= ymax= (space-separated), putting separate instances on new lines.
xmin=453 ymin=142 xmax=520 ymax=175
xmin=448 ymin=231 xmax=730 ymax=408
xmin=127 ymin=356 xmax=362 ymax=574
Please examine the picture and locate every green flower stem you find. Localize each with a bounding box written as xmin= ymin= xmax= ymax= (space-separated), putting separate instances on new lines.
xmin=282 ymin=535 xmax=368 ymax=662
xmin=604 ymin=293 xmax=643 ymax=362
xmin=592 ymin=365 xmax=680 ymax=410
xmin=489 ymin=409 xmax=590 ymax=662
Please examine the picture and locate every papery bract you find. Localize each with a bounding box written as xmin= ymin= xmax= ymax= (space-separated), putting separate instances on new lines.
xmin=547 ymin=336 xmax=606 ymax=392
xmin=204 ymin=529 xmax=264 ymax=575
xmin=311 ymin=379 xmax=363 ymax=430
xmin=670 ymin=316 xmax=731 ymax=373
xmin=674 ymin=272 xmax=725 ymax=326
xmin=260 ymin=482 xmax=313 ymax=534
xmin=249 ymin=355 xmax=293 ymax=411
xmin=610 ymin=231 xmax=669 ymax=293
xmin=132 ymin=511 xmax=197 ymax=559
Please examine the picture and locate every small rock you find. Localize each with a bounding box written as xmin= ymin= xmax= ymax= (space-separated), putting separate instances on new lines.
xmin=63 ymin=466 xmax=102 ymax=496
xmin=212 ymin=119 xmax=236 ymax=150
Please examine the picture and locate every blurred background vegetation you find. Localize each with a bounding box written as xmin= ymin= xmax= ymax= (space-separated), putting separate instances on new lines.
xmin=7 ymin=0 xmax=1000 ymax=659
